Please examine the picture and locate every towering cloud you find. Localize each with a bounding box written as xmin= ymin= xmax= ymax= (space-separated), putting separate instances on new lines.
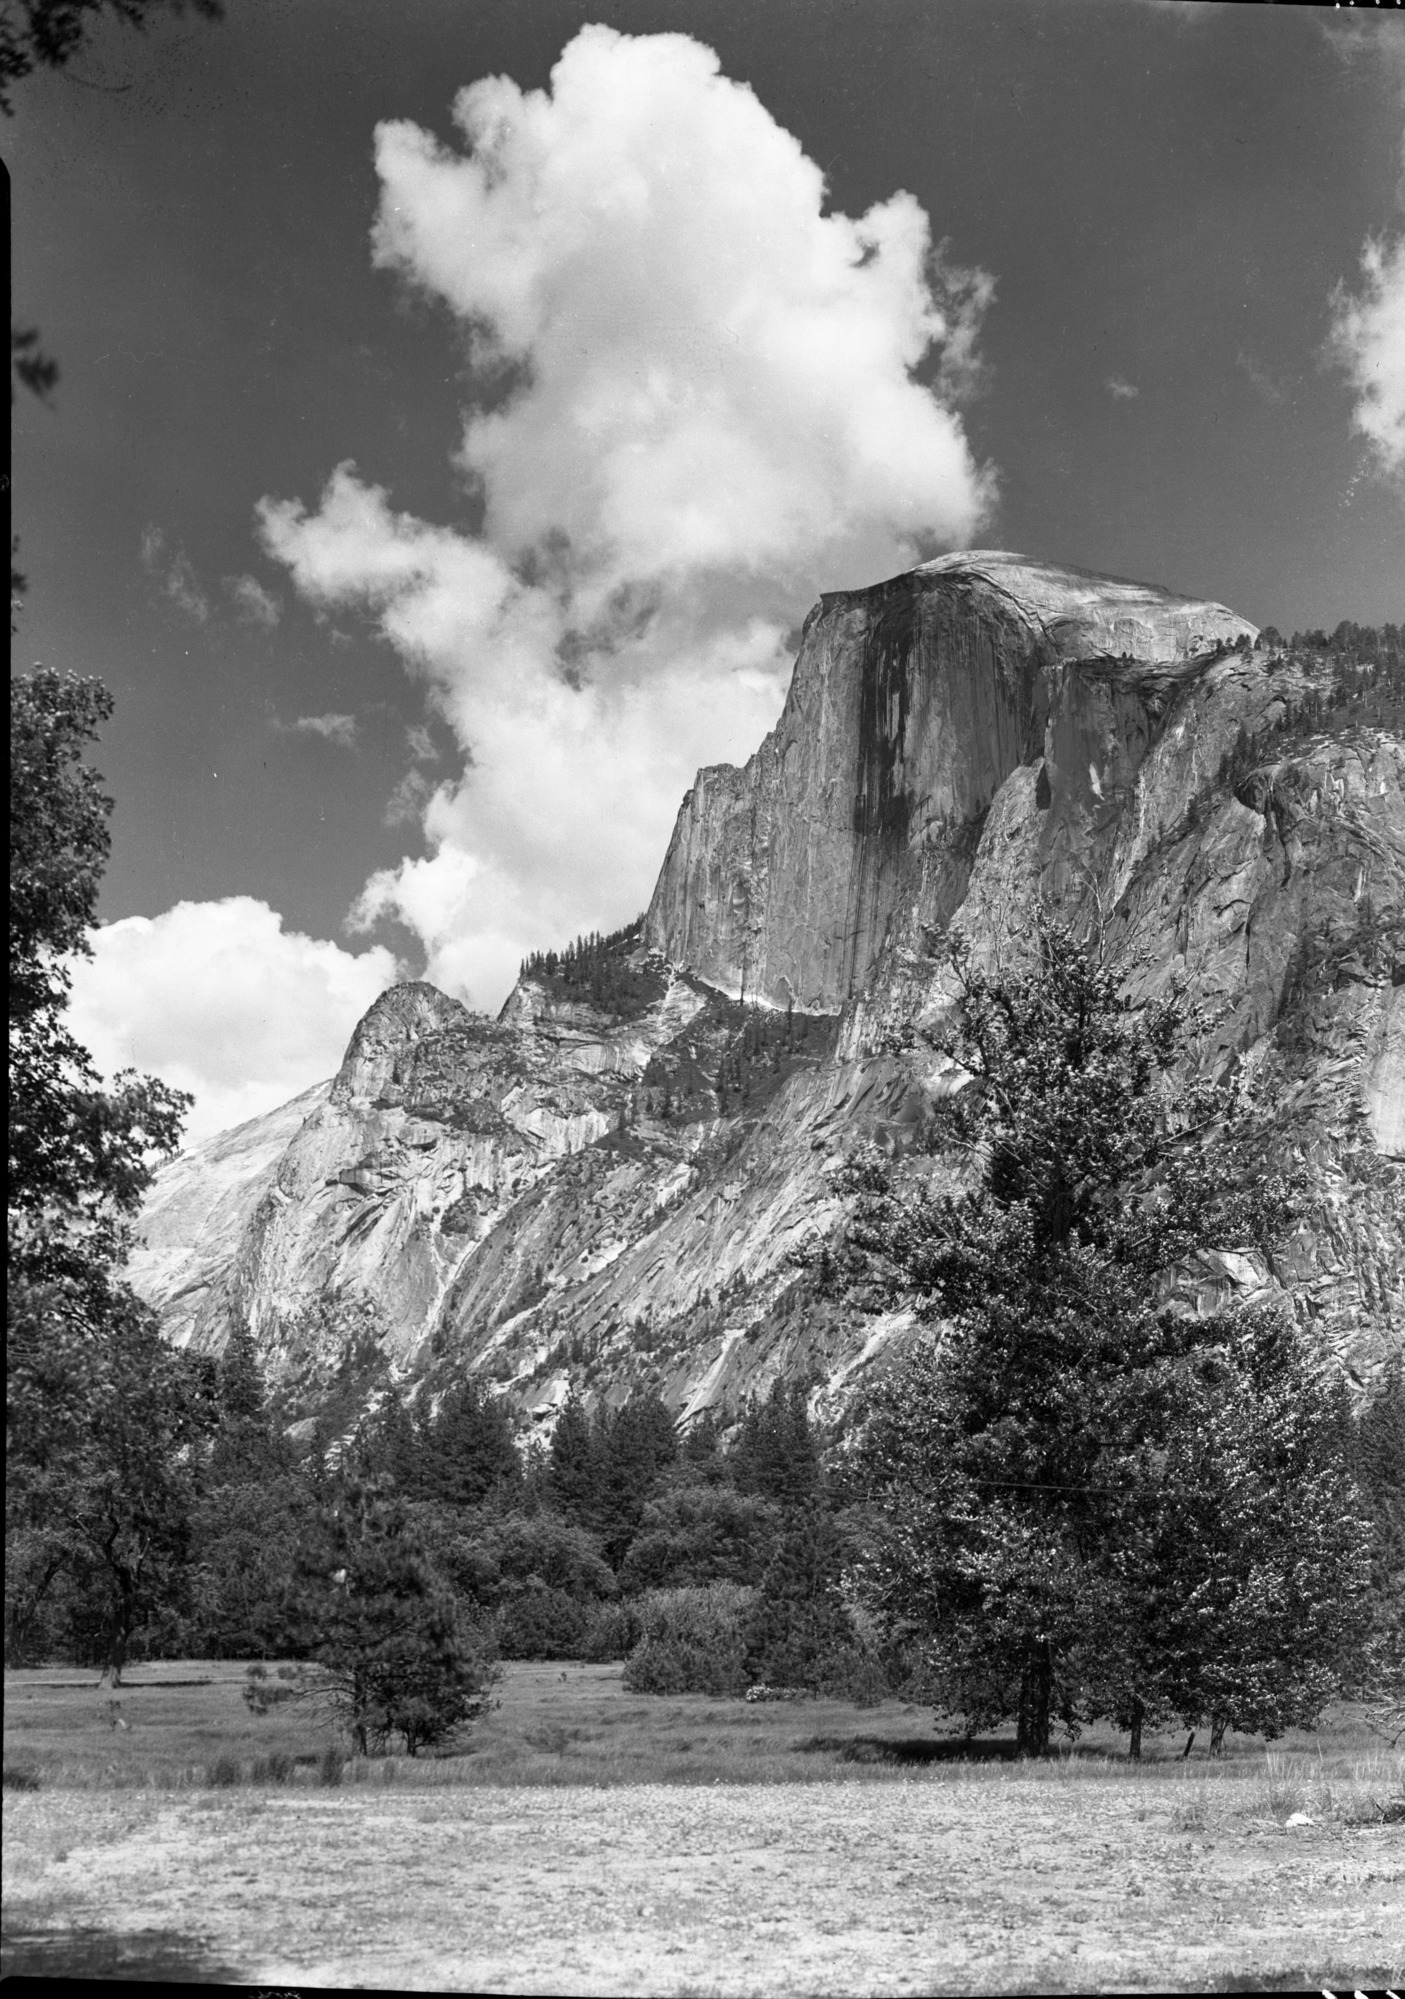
xmin=1328 ymin=230 xmax=1405 ymax=486
xmin=67 ymin=898 xmax=399 ymax=1144
xmin=260 ymin=25 xmax=996 ymax=1009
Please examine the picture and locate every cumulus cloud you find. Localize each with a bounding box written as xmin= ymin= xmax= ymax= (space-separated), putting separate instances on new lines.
xmin=1327 ymin=231 xmax=1405 ymax=486
xmin=1106 ymin=376 xmax=1139 ymax=402
xmin=259 ymin=25 xmax=997 ymax=1010
xmin=141 ymin=525 xmax=210 ymax=623
xmin=226 ymin=573 xmax=282 ymax=627
xmin=66 ymin=897 xmax=399 ymax=1145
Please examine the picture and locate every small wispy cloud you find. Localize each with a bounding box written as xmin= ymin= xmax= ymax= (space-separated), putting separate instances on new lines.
xmin=384 ymin=767 xmax=435 ymax=827
xmin=405 ymin=722 xmax=438 ymax=764
xmin=271 ymin=710 xmax=360 ymax=749
xmin=225 ymin=573 xmax=281 ymax=628
xmin=141 ymin=524 xmax=210 ymax=623
xmin=1106 ymin=376 xmax=1140 ymax=402
xmin=1236 ymin=349 xmax=1288 ymax=409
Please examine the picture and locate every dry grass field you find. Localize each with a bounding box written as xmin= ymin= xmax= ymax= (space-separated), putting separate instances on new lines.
xmin=4 ymin=1660 xmax=1402 ymax=1992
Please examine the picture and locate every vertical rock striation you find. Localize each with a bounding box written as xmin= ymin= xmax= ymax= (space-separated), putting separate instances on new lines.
xmin=644 ymin=552 xmax=1255 ymax=1009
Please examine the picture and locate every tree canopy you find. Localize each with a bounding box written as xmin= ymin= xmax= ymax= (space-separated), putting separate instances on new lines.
xmin=843 ymin=929 xmax=1372 ymax=1754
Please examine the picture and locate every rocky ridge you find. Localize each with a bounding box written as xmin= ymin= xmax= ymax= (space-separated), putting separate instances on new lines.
xmin=131 ymin=553 xmax=1405 ymax=1433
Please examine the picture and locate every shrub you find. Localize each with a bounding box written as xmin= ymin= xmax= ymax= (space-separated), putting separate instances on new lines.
xmin=495 ymin=1583 xmax=591 ymax=1660
xmin=617 ymin=1485 xmax=781 ymax=1593
xmin=319 ymin=1745 xmax=346 ymax=1786
xmin=207 ymin=1754 xmax=242 ymax=1787
xmin=2 ymin=1764 xmax=42 ymax=1791
xmin=580 ymin=1600 xmax=645 ymax=1662
xmin=622 ymin=1583 xmax=755 ymax=1696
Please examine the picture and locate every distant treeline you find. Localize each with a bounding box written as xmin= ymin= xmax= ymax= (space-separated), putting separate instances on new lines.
xmin=518 ymin=915 xmax=665 ymax=1019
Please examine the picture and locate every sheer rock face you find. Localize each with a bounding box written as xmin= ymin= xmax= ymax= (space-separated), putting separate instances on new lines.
xmin=133 ymin=552 xmax=1403 ymax=1428
xmin=644 ymin=553 xmax=1256 ymax=1010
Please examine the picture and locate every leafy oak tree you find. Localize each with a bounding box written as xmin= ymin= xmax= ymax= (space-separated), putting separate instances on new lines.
xmin=844 ymin=929 xmax=1371 ymax=1755
xmin=8 ymin=671 xmax=207 ymax=1674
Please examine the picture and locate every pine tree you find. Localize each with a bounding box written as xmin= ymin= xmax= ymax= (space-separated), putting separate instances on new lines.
xmin=846 ymin=928 xmax=1371 ymax=1755
xmin=547 ymin=1394 xmax=600 ymax=1529
xmin=208 ymin=1325 xmax=289 ymax=1483
xmin=591 ymin=1392 xmax=678 ymax=1564
xmin=741 ymin=1506 xmax=866 ymax=1693
xmin=420 ymin=1377 xmax=521 ymax=1509
xmin=729 ymin=1380 xmax=820 ymax=1509
xmin=260 ymin=1479 xmax=497 ymax=1755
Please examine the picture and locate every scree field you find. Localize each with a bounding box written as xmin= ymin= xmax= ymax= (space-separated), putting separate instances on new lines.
xmin=3 ymin=1660 xmax=1402 ymax=1993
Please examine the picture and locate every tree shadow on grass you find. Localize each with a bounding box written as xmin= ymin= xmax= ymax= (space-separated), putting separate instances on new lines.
xmin=1 ymin=1925 xmax=240 ymax=1982
xmin=794 ymin=1733 xmax=1022 ymax=1765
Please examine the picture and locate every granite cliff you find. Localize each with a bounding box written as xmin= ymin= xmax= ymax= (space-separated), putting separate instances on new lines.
xmin=129 ymin=553 xmax=1405 ymax=1436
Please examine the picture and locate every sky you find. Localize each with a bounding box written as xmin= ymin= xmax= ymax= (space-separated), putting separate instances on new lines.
xmin=9 ymin=0 xmax=1405 ymax=1144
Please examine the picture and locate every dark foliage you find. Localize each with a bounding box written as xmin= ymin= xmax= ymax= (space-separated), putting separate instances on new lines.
xmin=742 ymin=1506 xmax=883 ymax=1702
xmin=728 ymin=1378 xmax=822 ymax=1509
xmin=844 ymin=928 xmax=1372 ymax=1754
xmin=8 ymin=672 xmax=208 ymax=1677
xmin=519 ymin=916 xmax=666 ymax=1020
xmin=249 ymin=1480 xmax=497 ymax=1755
xmin=618 ymin=1483 xmax=781 ymax=1593
xmin=0 ymin=0 xmax=222 ymax=112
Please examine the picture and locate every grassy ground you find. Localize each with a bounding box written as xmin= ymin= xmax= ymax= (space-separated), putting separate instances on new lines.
xmin=4 ymin=1662 xmax=1402 ymax=1992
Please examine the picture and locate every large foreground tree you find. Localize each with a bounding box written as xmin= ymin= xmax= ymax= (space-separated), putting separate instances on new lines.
xmin=843 ymin=930 xmax=1371 ymax=1755
xmin=8 ymin=671 xmax=207 ymax=1674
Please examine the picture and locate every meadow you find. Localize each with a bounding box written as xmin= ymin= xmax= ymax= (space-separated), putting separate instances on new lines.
xmin=4 ymin=1661 xmax=1402 ymax=1992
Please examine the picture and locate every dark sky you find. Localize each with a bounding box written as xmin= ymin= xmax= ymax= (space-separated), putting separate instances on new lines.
xmin=9 ymin=0 xmax=1404 ymax=1138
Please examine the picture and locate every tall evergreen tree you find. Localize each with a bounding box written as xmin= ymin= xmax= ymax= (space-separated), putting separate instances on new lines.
xmin=742 ymin=1506 xmax=863 ymax=1692
xmin=846 ymin=928 xmax=1371 ymax=1755
xmin=591 ymin=1391 xmax=678 ymax=1564
xmin=547 ymin=1394 xmax=599 ymax=1527
xmin=729 ymin=1379 xmax=820 ymax=1509
xmin=420 ymin=1377 xmax=521 ymax=1509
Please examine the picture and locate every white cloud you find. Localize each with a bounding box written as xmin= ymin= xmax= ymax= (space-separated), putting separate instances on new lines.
xmin=259 ymin=24 xmax=997 ymax=1011
xmin=66 ymin=898 xmax=399 ymax=1145
xmin=1327 ymin=231 xmax=1405 ymax=486
xmin=278 ymin=710 xmax=360 ymax=749
xmin=1106 ymin=376 xmax=1139 ymax=402
xmin=226 ymin=573 xmax=282 ymax=627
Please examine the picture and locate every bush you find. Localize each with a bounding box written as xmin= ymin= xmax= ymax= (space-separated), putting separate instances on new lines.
xmin=2 ymin=1764 xmax=42 ymax=1791
xmin=495 ymin=1583 xmax=591 ymax=1660
xmin=319 ymin=1745 xmax=346 ymax=1786
xmin=207 ymin=1754 xmax=242 ymax=1787
xmin=580 ymin=1600 xmax=645 ymax=1662
xmin=622 ymin=1583 xmax=755 ymax=1696
xmin=617 ymin=1485 xmax=781 ymax=1594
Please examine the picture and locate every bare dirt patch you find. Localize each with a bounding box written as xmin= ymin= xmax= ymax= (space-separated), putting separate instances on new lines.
xmin=5 ymin=1780 xmax=1401 ymax=1993
xmin=5 ymin=1662 xmax=1401 ymax=1992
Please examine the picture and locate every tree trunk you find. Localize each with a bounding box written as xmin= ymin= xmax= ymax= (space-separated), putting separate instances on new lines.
xmin=1182 ymin=1729 xmax=1196 ymax=1760
xmin=1210 ymin=1715 xmax=1227 ymax=1756
xmin=1016 ymin=1637 xmax=1053 ymax=1757
xmin=1128 ymin=1697 xmax=1144 ymax=1763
